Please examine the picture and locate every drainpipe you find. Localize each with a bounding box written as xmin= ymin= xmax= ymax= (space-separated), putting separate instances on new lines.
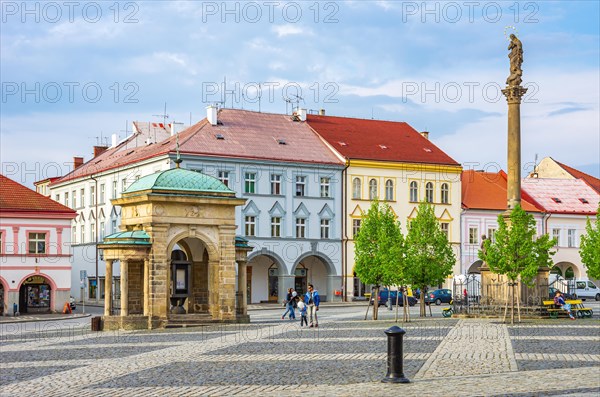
xmin=459 ymin=207 xmax=466 ymax=274
xmin=90 ymin=175 xmax=99 ymax=304
xmin=341 ymin=160 xmax=350 ymax=302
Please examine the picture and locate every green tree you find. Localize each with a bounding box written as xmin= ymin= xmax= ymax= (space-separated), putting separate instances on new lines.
xmin=580 ymin=206 xmax=600 ymax=280
xmin=479 ymin=205 xmax=556 ymax=323
xmin=354 ymin=200 xmax=405 ymax=320
xmin=403 ymin=202 xmax=456 ymax=317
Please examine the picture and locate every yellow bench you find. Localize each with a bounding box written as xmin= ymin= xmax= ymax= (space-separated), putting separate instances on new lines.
xmin=542 ymin=300 xmax=593 ymax=319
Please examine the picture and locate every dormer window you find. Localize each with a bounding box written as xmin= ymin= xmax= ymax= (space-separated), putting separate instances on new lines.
xmin=277 ymin=139 xmax=286 ymax=145
xmin=551 ymin=197 xmax=562 ymax=203
xmin=215 ymin=134 xmax=225 ymax=140
xmin=579 ymin=198 xmax=589 ymax=204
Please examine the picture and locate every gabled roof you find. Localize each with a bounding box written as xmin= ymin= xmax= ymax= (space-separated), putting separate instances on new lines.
xmin=521 ymin=178 xmax=599 ymax=215
xmin=306 ymin=114 xmax=460 ymax=166
xmin=555 ymin=161 xmax=600 ymax=194
xmin=52 ymin=110 xmax=343 ymax=186
xmin=0 ymin=174 xmax=76 ymax=216
xmin=461 ymin=170 xmax=541 ymax=212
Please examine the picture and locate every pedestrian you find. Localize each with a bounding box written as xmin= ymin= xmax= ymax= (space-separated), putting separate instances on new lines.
xmin=297 ymin=297 xmax=308 ymax=326
xmin=554 ymin=290 xmax=575 ymax=320
xmin=304 ymin=284 xmax=320 ymax=327
xmin=281 ymin=288 xmax=296 ymax=320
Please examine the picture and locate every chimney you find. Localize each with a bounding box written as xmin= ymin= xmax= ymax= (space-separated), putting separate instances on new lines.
xmin=111 ymin=133 xmax=118 ymax=147
xmin=420 ymin=131 xmax=429 ymax=140
xmin=73 ymin=156 xmax=84 ymax=170
xmin=206 ymin=105 xmax=218 ymax=126
xmin=93 ymin=146 xmax=108 ymax=157
xmin=297 ymin=108 xmax=307 ymax=122
xmin=170 ymin=122 xmax=185 ymax=136
xmin=319 ymin=108 xmax=326 ymax=116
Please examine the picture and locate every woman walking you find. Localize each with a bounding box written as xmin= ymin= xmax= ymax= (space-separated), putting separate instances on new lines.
xmin=281 ymin=288 xmax=296 ymax=320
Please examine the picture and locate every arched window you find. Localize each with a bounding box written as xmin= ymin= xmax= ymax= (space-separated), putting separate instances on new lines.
xmin=425 ymin=182 xmax=434 ymax=203
xmin=410 ymin=181 xmax=418 ymax=202
xmin=441 ymin=183 xmax=449 ymax=204
xmin=352 ymin=178 xmax=362 ymax=199
xmin=369 ymin=179 xmax=378 ymax=200
xmin=385 ymin=179 xmax=394 ymax=201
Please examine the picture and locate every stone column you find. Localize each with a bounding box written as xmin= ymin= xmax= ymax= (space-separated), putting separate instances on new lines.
xmin=104 ymin=259 xmax=113 ymax=316
xmin=120 ymin=259 xmax=129 ymax=316
xmin=237 ymin=260 xmax=248 ymax=315
xmin=143 ymin=258 xmax=149 ymax=316
xmin=502 ymin=85 xmax=528 ymax=211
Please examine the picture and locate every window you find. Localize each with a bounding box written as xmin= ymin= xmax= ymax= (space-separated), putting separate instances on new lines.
xmin=80 ymin=189 xmax=85 ymax=208
xmin=296 ymin=218 xmax=306 ymax=238
xmin=90 ymin=185 xmax=95 ymax=206
xmin=80 ymin=225 xmax=85 ymax=243
xmin=487 ymin=228 xmax=496 ymax=243
xmin=425 ymin=182 xmax=434 ymax=203
xmin=28 ymin=233 xmax=46 ymax=254
xmin=100 ymin=222 xmax=105 ymax=240
xmin=271 ymin=174 xmax=282 ymax=195
xmin=72 ymin=190 xmax=76 ymax=208
xmin=90 ymin=222 xmax=96 ymax=243
xmin=218 ymin=171 xmax=230 ymax=187
xmin=441 ymin=222 xmax=449 ymax=238
xmin=121 ymin=178 xmax=127 ymax=193
xmin=441 ymin=183 xmax=449 ymax=204
xmin=567 ymin=229 xmax=576 ymax=248
xmin=468 ymin=227 xmax=479 ymax=244
xmin=0 ymin=232 xmax=3 ymax=254
xmin=111 ymin=219 xmax=117 ymax=234
xmin=588 ymin=281 xmax=597 ymax=289
xmin=64 ymin=192 xmax=69 ymax=207
xmin=112 ymin=180 xmax=117 ymax=199
xmin=244 ymin=172 xmax=256 ymax=193
xmin=72 ymin=226 xmax=77 ymax=244
xmin=385 ymin=179 xmax=394 ymax=201
xmin=55 ymin=194 xmax=60 ymax=202
xmin=352 ymin=219 xmax=361 ymax=237
xmin=320 ymin=177 xmax=330 ymax=198
xmin=245 ymin=216 xmax=256 ymax=237
xmin=271 ymin=217 xmax=281 ymax=237
xmin=369 ymin=179 xmax=378 ymax=200
xmin=320 ymin=219 xmax=330 ymax=239
xmin=99 ymin=184 xmax=105 ymax=204
xmin=410 ymin=181 xmax=418 ymax=202
xmin=576 ymin=281 xmax=586 ymax=289
xmin=295 ymin=176 xmax=306 ymax=197
xmin=352 ymin=178 xmax=362 ymax=199
xmin=552 ymin=228 xmax=560 ymax=246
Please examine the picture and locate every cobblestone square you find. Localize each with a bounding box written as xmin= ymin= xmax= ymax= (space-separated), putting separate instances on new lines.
xmin=1 ymin=306 xmax=599 ymax=396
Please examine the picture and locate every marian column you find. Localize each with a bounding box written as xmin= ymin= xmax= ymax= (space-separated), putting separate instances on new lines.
xmin=502 ymin=34 xmax=527 ymax=211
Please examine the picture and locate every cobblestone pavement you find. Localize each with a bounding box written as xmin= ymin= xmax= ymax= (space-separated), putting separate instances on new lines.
xmin=0 ymin=306 xmax=598 ymax=396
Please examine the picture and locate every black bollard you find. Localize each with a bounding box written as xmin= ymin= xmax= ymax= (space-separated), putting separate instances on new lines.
xmin=381 ymin=325 xmax=410 ymax=383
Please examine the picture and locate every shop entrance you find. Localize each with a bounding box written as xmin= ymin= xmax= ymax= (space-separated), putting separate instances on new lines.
xmin=19 ymin=275 xmax=52 ymax=314
xmin=268 ymin=263 xmax=279 ymax=302
xmin=294 ymin=265 xmax=308 ymax=296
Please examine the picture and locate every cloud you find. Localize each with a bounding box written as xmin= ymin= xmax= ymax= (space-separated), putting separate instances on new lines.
xmin=548 ymin=106 xmax=591 ymax=117
xmin=271 ymin=25 xmax=312 ymax=38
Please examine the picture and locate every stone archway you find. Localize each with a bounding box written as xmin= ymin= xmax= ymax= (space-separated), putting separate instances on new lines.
xmin=247 ymin=251 xmax=287 ymax=304
xmin=468 ymin=260 xmax=483 ymax=274
xmin=292 ymin=252 xmax=339 ymax=302
xmin=553 ymin=261 xmax=579 ymax=280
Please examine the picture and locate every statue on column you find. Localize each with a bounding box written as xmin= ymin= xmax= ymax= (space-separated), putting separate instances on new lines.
xmin=506 ymin=34 xmax=523 ymax=87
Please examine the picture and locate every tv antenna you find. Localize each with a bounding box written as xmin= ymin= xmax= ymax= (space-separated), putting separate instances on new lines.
xmin=285 ymin=94 xmax=304 ymax=114
xmin=153 ymin=103 xmax=169 ymax=125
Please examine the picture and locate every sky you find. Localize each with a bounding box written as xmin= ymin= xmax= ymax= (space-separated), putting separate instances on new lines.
xmin=1 ymin=0 xmax=599 ymax=187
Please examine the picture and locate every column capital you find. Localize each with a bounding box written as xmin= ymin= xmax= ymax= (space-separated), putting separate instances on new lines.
xmin=502 ymin=85 xmax=528 ymax=104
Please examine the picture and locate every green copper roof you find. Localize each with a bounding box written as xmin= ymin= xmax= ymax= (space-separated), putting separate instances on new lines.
xmin=125 ymin=168 xmax=234 ymax=195
xmin=101 ymin=230 xmax=152 ymax=246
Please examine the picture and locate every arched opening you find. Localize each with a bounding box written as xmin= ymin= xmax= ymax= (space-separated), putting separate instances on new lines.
xmin=565 ymin=266 xmax=575 ymax=279
xmin=550 ymin=266 xmax=563 ymax=277
xmin=468 ymin=260 xmax=483 ymax=274
xmin=19 ymin=275 xmax=54 ymax=314
xmin=247 ymin=252 xmax=286 ymax=303
xmin=292 ymin=254 xmax=336 ymax=302
xmin=168 ymin=238 xmax=210 ymax=314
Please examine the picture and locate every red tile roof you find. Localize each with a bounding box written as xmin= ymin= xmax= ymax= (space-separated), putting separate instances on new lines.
xmin=521 ymin=178 xmax=599 ymax=215
xmin=306 ymin=114 xmax=460 ymax=166
xmin=0 ymin=174 xmax=76 ymax=215
xmin=461 ymin=170 xmax=541 ymax=212
xmin=556 ymin=161 xmax=600 ymax=194
xmin=52 ymin=110 xmax=343 ymax=186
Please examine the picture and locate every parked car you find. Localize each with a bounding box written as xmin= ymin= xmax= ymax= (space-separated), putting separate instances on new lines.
xmin=548 ymin=287 xmax=574 ymax=300
xmin=370 ymin=289 xmax=417 ymax=307
xmin=69 ymin=296 xmax=76 ymax=310
xmin=424 ymin=289 xmax=453 ymax=305
xmin=572 ymin=280 xmax=600 ymax=301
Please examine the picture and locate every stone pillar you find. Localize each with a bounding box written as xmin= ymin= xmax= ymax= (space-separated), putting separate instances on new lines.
xmin=120 ymin=259 xmax=129 ymax=316
xmin=237 ymin=260 xmax=248 ymax=315
xmin=502 ymin=85 xmax=528 ymax=211
xmin=143 ymin=258 xmax=149 ymax=316
xmin=104 ymin=259 xmax=113 ymax=316
xmin=279 ymin=275 xmax=295 ymax=303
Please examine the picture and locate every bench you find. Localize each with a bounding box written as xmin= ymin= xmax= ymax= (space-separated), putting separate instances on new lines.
xmin=542 ymin=300 xmax=593 ymax=319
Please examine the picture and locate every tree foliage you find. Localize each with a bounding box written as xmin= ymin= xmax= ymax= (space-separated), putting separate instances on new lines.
xmin=403 ymin=202 xmax=456 ymax=316
xmin=479 ymin=205 xmax=556 ymax=284
xmin=580 ymin=206 xmax=600 ymax=280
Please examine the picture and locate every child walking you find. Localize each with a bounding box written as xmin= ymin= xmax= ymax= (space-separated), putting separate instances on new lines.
xmin=297 ymin=297 xmax=308 ymax=326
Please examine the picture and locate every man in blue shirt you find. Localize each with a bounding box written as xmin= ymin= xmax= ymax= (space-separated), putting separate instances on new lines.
xmin=554 ymin=291 xmax=575 ymax=320
xmin=304 ymin=284 xmax=320 ymax=327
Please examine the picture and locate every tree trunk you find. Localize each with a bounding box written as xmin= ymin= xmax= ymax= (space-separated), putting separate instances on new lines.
xmin=420 ymin=288 xmax=426 ymax=317
xmin=373 ymin=286 xmax=380 ymax=320
xmin=394 ymin=286 xmax=400 ymax=322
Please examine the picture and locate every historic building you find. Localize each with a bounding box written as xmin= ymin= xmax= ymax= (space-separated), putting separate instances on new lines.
xmin=0 ymin=174 xmax=76 ymax=315
xmin=306 ymin=115 xmax=463 ymax=298
xmin=460 ymin=170 xmax=543 ymax=275
xmin=47 ymin=108 xmax=344 ymax=304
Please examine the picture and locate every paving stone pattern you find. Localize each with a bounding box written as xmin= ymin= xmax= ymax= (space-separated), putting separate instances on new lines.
xmin=0 ymin=308 xmax=598 ymax=396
